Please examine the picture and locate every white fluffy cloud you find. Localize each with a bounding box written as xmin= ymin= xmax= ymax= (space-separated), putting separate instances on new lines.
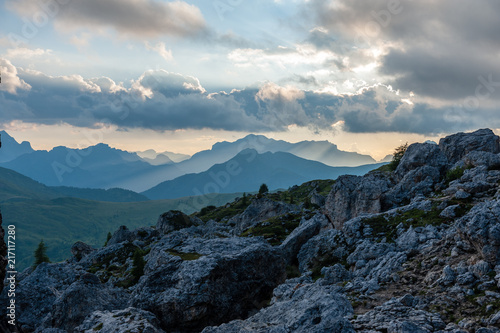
xmin=0 ymin=58 xmax=31 ymax=94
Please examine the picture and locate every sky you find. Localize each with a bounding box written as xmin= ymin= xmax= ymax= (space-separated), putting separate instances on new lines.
xmin=0 ymin=0 xmax=499 ymax=160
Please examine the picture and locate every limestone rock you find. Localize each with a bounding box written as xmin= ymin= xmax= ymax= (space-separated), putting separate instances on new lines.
xmin=353 ymin=295 xmax=446 ymax=332
xmin=71 ymin=242 xmax=96 ymax=261
xmin=456 ymin=199 xmax=500 ymax=264
xmin=439 ymin=129 xmax=500 ymax=164
xmin=75 ymin=307 xmax=165 ymax=333
xmin=106 ymin=226 xmax=134 ymax=246
xmin=395 ymin=142 xmax=448 ymax=179
xmin=202 ymin=283 xmax=355 ymax=333
xmin=156 ymin=210 xmax=199 ymax=235
xmin=324 ymin=174 xmax=391 ymax=229
xmin=131 ymin=234 xmax=286 ymax=332
xmin=229 ymin=198 xmax=299 ymax=234
xmin=297 ymin=229 xmax=349 ymax=273
xmin=280 ymin=213 xmax=329 ymax=265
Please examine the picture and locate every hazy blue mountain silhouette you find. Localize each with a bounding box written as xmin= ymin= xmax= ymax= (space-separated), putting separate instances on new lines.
xmin=125 ymin=134 xmax=377 ymax=192
xmin=0 ymin=130 xmax=34 ymax=163
xmin=142 ymin=149 xmax=384 ymax=200
xmin=0 ymin=143 xmax=155 ymax=189
xmin=0 ymin=131 xmax=379 ymax=192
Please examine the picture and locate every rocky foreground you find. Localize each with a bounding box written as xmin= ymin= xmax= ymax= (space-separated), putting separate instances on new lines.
xmin=3 ymin=129 xmax=500 ymax=333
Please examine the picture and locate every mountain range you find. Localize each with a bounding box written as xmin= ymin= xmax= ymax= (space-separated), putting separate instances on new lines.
xmin=143 ymin=149 xmax=384 ymax=200
xmin=0 ymin=131 xmax=383 ymax=194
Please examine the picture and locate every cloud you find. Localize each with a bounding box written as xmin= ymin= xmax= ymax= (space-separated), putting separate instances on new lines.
xmin=0 ymin=58 xmax=31 ymax=94
xmin=7 ymin=0 xmax=207 ymax=38
xmin=145 ymin=42 xmax=174 ymax=62
xmin=303 ymin=0 xmax=500 ymax=101
xmin=1 ymin=61 xmax=499 ymax=135
xmin=4 ymin=47 xmax=52 ymax=59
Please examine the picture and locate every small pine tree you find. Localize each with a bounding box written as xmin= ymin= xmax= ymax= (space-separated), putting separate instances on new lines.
xmin=389 ymin=142 xmax=408 ymax=171
xmin=33 ymin=240 xmax=50 ymax=268
xmin=242 ymin=192 xmax=248 ymax=206
xmin=290 ymin=195 xmax=295 ymax=204
xmin=131 ymin=248 xmax=145 ymax=284
xmin=259 ymin=184 xmax=269 ymax=195
xmin=304 ymin=197 xmax=312 ymax=209
xmin=104 ymin=232 xmax=112 ymax=246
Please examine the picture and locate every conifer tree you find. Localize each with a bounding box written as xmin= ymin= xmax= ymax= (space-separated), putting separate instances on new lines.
xmin=33 ymin=240 xmax=50 ymax=268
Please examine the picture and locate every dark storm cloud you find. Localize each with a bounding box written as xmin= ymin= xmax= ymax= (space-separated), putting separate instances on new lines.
xmin=304 ymin=0 xmax=500 ymax=101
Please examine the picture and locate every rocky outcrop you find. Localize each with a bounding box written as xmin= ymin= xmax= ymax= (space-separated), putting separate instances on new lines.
xmin=156 ymin=210 xmax=200 ymax=235
xmin=106 ymin=226 xmax=134 ymax=246
xmin=353 ymin=295 xmax=446 ymax=332
xmin=132 ymin=233 xmax=286 ymax=332
xmin=280 ymin=213 xmax=329 ymax=265
xmin=456 ymin=199 xmax=500 ymax=264
xmin=439 ymin=128 xmax=500 ymax=164
xmin=324 ymin=174 xmax=392 ymax=229
xmin=75 ymin=308 xmax=165 ymax=333
xmin=229 ymin=198 xmax=299 ymax=234
xmin=70 ymin=242 xmax=95 ymax=261
xmin=202 ymin=282 xmax=355 ymax=333
xmin=42 ymin=274 xmax=128 ymax=332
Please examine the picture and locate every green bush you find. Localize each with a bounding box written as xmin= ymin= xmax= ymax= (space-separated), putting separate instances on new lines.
xmin=388 ymin=143 xmax=408 ymax=171
xmin=446 ymin=166 xmax=465 ymax=183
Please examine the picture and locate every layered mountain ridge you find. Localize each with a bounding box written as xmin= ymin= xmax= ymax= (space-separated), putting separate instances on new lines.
xmin=0 ymin=131 xmax=379 ymax=192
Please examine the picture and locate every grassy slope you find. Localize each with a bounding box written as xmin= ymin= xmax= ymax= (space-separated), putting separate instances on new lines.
xmin=3 ymin=193 xmax=241 ymax=270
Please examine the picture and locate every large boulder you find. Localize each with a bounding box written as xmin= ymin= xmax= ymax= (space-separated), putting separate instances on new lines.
xmin=229 ymin=198 xmax=299 ymax=234
xmin=456 ymin=199 xmax=500 ymax=264
xmin=75 ymin=307 xmax=164 ymax=333
xmin=280 ymin=213 xmax=330 ymax=265
xmin=439 ymin=129 xmax=500 ymax=164
xmin=42 ymin=274 xmax=128 ymax=331
xmin=395 ymin=142 xmax=448 ymax=179
xmin=131 ymin=234 xmax=286 ymax=332
xmin=352 ymin=294 xmax=446 ymax=332
xmin=324 ymin=174 xmax=391 ymax=229
xmin=0 ymin=263 xmax=86 ymax=331
xmin=202 ymin=282 xmax=354 ymax=333
xmin=156 ymin=210 xmax=200 ymax=235
xmin=297 ymin=229 xmax=350 ymax=273
xmin=106 ymin=226 xmax=134 ymax=246
xmin=71 ymin=242 xmax=96 ymax=261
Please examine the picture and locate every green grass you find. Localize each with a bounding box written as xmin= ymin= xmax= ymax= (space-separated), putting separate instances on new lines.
xmin=446 ymin=166 xmax=465 ymax=183
xmin=3 ymin=193 xmax=241 ymax=270
xmin=193 ymin=194 xmax=254 ymax=222
xmin=370 ymin=163 xmax=393 ymax=173
xmin=362 ymin=206 xmax=449 ymax=243
xmin=240 ymin=212 xmax=304 ymax=246
xmin=267 ymin=180 xmax=336 ymax=205
xmin=167 ymin=249 xmax=203 ymax=261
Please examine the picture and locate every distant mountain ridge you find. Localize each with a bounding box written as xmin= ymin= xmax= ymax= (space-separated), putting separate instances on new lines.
xmin=0 ymin=130 xmax=34 ymax=163
xmin=0 ymin=131 xmax=379 ymax=192
xmin=123 ymin=134 xmax=378 ymax=192
xmin=143 ymin=149 xmax=385 ymax=200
